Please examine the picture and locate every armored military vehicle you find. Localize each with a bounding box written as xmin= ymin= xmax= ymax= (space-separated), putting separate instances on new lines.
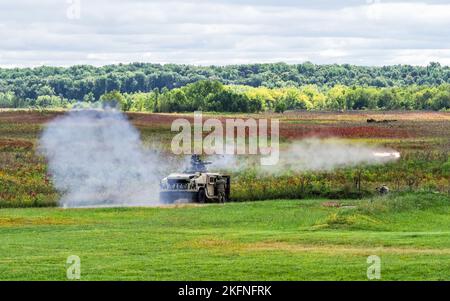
xmin=159 ymin=155 xmax=230 ymax=204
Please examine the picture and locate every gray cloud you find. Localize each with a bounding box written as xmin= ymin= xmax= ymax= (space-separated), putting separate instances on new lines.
xmin=0 ymin=0 xmax=449 ymax=67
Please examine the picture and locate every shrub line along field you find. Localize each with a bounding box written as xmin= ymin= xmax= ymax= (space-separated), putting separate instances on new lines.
xmin=0 ymin=110 xmax=449 ymax=280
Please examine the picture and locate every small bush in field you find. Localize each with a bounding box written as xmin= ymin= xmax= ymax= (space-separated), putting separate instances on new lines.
xmin=442 ymin=161 xmax=450 ymax=177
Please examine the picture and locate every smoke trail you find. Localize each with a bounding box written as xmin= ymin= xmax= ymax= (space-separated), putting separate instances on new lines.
xmin=39 ymin=108 xmax=165 ymax=208
xmin=208 ymin=138 xmax=400 ymax=173
xmin=277 ymin=139 xmax=400 ymax=172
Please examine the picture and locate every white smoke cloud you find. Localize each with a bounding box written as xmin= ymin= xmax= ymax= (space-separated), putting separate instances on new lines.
xmin=278 ymin=139 xmax=400 ymax=172
xmin=38 ymin=108 xmax=166 ymax=208
xmin=208 ymin=138 xmax=400 ymax=173
xmin=38 ymin=109 xmax=400 ymax=207
xmin=208 ymin=154 xmax=244 ymax=171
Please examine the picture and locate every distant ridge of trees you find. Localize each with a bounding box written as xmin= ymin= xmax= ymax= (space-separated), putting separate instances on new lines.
xmin=0 ymin=62 xmax=449 ymax=111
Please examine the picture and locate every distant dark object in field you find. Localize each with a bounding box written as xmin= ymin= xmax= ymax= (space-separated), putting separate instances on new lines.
xmin=367 ymin=118 xmax=398 ymax=124
xmin=376 ymin=185 xmax=390 ymax=195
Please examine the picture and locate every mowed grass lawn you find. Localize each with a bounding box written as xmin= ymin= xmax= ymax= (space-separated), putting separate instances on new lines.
xmin=0 ymin=193 xmax=449 ymax=280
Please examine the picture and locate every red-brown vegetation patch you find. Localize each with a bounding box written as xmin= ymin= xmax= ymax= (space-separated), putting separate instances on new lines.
xmin=0 ymin=111 xmax=63 ymax=124
xmin=280 ymin=124 xmax=411 ymax=139
xmin=128 ymin=112 xmax=189 ymax=125
xmin=0 ymin=138 xmax=33 ymax=150
xmin=280 ymin=111 xmax=450 ymax=122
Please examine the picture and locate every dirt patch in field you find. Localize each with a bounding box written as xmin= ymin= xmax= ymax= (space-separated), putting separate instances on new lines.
xmin=246 ymin=242 xmax=450 ymax=255
xmin=321 ymin=201 xmax=341 ymax=208
xmin=180 ymin=238 xmax=243 ymax=252
xmin=182 ymin=237 xmax=450 ymax=255
xmin=0 ymin=217 xmax=76 ymax=227
xmin=157 ymin=203 xmax=208 ymax=209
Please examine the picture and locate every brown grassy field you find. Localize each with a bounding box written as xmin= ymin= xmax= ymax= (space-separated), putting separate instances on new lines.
xmin=0 ymin=110 xmax=449 ymax=207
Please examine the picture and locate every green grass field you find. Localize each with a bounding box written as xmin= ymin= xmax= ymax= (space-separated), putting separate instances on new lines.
xmin=1 ymin=192 xmax=449 ymax=280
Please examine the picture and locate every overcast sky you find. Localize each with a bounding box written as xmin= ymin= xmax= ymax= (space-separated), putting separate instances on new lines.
xmin=1 ymin=0 xmax=449 ymax=67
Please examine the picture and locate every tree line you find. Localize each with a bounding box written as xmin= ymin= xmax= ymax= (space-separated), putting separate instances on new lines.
xmin=4 ymin=80 xmax=446 ymax=112
xmin=0 ymin=62 xmax=449 ymax=112
xmin=122 ymin=82 xmax=450 ymax=112
xmin=0 ymin=62 xmax=449 ymax=101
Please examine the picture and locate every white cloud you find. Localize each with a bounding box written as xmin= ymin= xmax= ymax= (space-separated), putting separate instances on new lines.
xmin=0 ymin=0 xmax=449 ymax=67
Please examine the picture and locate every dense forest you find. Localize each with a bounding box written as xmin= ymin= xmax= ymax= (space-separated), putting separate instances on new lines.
xmin=0 ymin=62 xmax=449 ymax=111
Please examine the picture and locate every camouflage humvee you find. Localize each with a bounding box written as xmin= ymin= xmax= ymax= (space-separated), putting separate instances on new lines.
xmin=159 ymin=155 xmax=230 ymax=203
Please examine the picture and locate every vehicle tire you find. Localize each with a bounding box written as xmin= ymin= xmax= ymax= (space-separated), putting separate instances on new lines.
xmin=198 ymin=189 xmax=206 ymax=203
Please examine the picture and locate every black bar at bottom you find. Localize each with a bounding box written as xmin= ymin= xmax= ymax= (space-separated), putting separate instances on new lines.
xmin=0 ymin=281 xmax=447 ymax=298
